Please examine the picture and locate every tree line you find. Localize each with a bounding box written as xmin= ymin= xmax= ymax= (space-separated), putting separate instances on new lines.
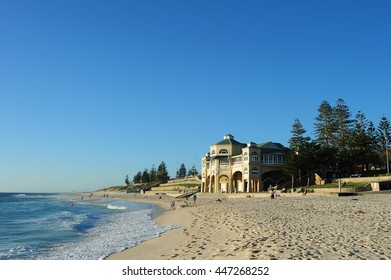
xmin=123 ymin=98 xmax=389 ymax=187
xmin=285 ymin=98 xmax=390 ymax=185
xmin=125 ymin=162 xmax=199 ymax=185
xmin=176 ymin=163 xmax=199 ymax=179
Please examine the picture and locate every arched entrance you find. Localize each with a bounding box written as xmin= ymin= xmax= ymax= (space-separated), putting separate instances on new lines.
xmin=232 ymin=171 xmax=243 ymax=192
xmin=219 ymin=175 xmax=229 ymax=193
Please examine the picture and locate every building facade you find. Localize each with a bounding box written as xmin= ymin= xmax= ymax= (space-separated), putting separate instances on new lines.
xmin=201 ymin=134 xmax=289 ymax=193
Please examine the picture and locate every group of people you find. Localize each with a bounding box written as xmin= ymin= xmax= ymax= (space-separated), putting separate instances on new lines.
xmin=80 ymin=193 xmax=99 ymax=200
xmin=298 ymin=187 xmax=309 ymax=195
xmin=271 ymin=187 xmax=309 ymax=199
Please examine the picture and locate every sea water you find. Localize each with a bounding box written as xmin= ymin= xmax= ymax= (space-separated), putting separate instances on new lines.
xmin=0 ymin=193 xmax=178 ymax=260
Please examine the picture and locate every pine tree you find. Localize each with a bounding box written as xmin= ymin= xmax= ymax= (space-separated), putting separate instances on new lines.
xmin=157 ymin=161 xmax=170 ymax=183
xmin=314 ymin=100 xmax=335 ymax=148
xmin=377 ymin=115 xmax=391 ymax=145
xmin=133 ymin=171 xmax=142 ymax=184
xmin=377 ymin=116 xmax=391 ymax=172
xmin=367 ymin=120 xmax=381 ymax=168
xmin=288 ymin=118 xmax=310 ymax=151
xmin=150 ymin=164 xmax=157 ymax=182
xmin=142 ymin=169 xmax=150 ymax=183
xmin=350 ymin=111 xmax=372 ymax=173
xmin=333 ymin=99 xmax=354 ymax=176
xmin=286 ymin=119 xmax=312 ymax=187
xmin=177 ymin=163 xmax=187 ymax=179
xmin=125 ymin=175 xmax=130 ymax=186
xmin=187 ymin=164 xmax=199 ymax=177
xmin=313 ymin=100 xmax=338 ymax=176
xmin=333 ymin=98 xmax=353 ymax=151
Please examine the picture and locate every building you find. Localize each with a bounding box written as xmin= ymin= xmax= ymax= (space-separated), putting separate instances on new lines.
xmin=201 ymin=134 xmax=290 ymax=193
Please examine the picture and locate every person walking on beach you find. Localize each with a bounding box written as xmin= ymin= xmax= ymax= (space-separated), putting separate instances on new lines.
xmin=192 ymin=194 xmax=197 ymax=204
xmin=271 ymin=190 xmax=276 ymax=200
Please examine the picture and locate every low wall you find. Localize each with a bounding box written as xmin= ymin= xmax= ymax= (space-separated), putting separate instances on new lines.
xmin=313 ymin=185 xmax=373 ymax=194
xmin=340 ymin=175 xmax=391 ymax=184
xmin=314 ymin=175 xmax=391 ymax=193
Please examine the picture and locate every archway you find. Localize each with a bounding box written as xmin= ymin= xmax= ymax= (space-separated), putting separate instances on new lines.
xmin=232 ymin=171 xmax=243 ymax=192
xmin=219 ymin=175 xmax=229 ymax=193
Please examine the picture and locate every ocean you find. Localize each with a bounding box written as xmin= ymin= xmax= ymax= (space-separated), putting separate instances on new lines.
xmin=0 ymin=192 xmax=178 ymax=260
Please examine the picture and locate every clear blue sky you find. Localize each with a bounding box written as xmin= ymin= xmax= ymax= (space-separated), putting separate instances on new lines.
xmin=1 ymin=0 xmax=390 ymax=192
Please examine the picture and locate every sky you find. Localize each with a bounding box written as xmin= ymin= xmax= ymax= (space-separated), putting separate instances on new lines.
xmin=0 ymin=0 xmax=390 ymax=193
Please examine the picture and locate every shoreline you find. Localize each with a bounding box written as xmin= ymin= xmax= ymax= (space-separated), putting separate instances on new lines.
xmin=103 ymin=191 xmax=192 ymax=260
xmin=102 ymin=191 xmax=391 ymax=260
xmin=106 ymin=192 xmax=204 ymax=260
xmin=50 ymin=192 xmax=176 ymax=260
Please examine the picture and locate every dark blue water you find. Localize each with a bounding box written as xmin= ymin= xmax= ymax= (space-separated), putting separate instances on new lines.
xmin=0 ymin=193 xmax=177 ymax=260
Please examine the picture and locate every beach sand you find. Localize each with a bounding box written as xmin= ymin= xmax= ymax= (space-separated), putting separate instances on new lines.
xmin=106 ymin=192 xmax=391 ymax=260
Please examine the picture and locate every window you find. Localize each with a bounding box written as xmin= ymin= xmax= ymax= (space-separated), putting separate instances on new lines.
xmin=244 ymin=152 xmax=248 ymax=162
xmin=220 ymin=158 xmax=229 ymax=166
xmin=244 ymin=167 xmax=248 ymax=174
xmin=251 ymin=167 xmax=259 ymax=175
xmin=211 ymin=150 xmax=216 ymax=155
xmin=261 ymin=155 xmax=283 ymax=164
xmin=251 ymin=152 xmax=259 ymax=162
xmin=275 ymin=155 xmax=283 ymax=163
xmin=219 ymin=149 xmax=229 ymax=154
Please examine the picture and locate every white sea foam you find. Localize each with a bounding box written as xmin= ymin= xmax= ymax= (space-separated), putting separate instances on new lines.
xmin=106 ymin=204 xmax=128 ymax=210
xmin=41 ymin=209 xmax=179 ymax=260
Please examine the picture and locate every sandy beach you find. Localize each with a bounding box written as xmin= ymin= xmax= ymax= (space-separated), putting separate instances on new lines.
xmin=106 ymin=191 xmax=391 ymax=260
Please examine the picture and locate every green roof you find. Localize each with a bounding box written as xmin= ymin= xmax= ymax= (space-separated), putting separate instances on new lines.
xmin=215 ymin=138 xmax=245 ymax=146
xmin=212 ymin=136 xmax=289 ymax=153
xmin=257 ymin=141 xmax=289 ymax=154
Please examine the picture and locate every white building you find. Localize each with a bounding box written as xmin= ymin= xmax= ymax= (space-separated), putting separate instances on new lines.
xmin=201 ymin=134 xmax=289 ymax=193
